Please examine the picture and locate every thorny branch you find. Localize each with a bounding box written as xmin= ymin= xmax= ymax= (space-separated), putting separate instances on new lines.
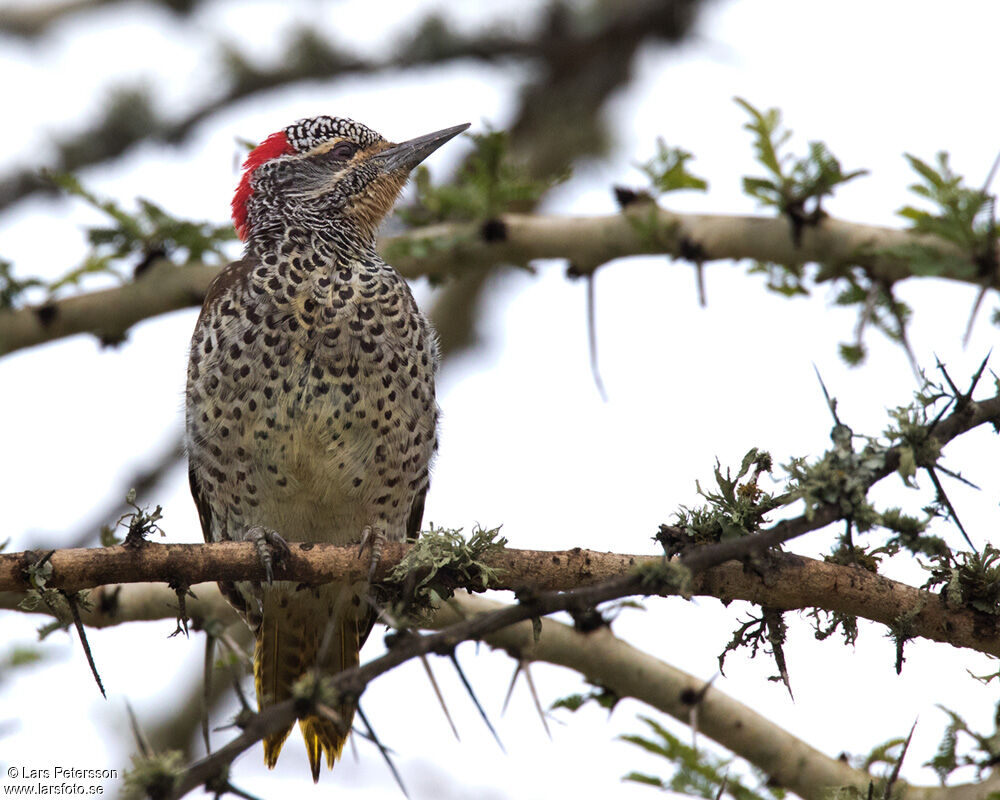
xmin=153 ymin=522 xmax=865 ymax=799
xmin=5 ymin=569 xmax=998 ymax=800
xmin=1 ymin=387 xmax=997 ymax=796
xmin=148 ymin=502 xmax=1000 ymax=800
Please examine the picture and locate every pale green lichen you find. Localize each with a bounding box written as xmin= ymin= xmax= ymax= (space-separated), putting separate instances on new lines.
xmin=386 ymin=524 xmax=507 ymax=609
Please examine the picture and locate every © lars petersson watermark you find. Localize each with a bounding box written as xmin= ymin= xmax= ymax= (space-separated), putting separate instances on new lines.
xmin=3 ymin=766 xmax=119 ymax=796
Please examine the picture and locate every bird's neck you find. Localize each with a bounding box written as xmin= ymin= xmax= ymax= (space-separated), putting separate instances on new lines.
xmin=245 ymin=215 xmax=379 ymax=269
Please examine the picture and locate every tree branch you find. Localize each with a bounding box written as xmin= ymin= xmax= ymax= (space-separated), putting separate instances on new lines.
xmin=141 ymin=553 xmax=1000 ymax=800
xmin=440 ymin=593 xmax=1000 ymax=800
xmin=4 ymin=387 xmax=998 ymax=647
xmin=4 ymin=540 xmax=999 ymax=659
xmin=2 ymin=205 xmax=993 ymax=356
xmin=0 ymin=1 xmax=700 ymax=213
xmin=3 ymin=576 xmax=996 ymax=799
xmin=0 ymin=0 xmax=205 ymax=38
xmin=149 ymin=516 xmax=856 ymax=799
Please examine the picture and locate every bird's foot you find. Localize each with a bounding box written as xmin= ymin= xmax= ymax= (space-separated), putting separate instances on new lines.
xmin=357 ymin=525 xmax=387 ymax=584
xmin=245 ymin=526 xmax=290 ymax=584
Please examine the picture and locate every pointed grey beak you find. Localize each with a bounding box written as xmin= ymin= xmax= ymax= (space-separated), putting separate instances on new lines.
xmin=376 ymin=123 xmax=471 ymax=174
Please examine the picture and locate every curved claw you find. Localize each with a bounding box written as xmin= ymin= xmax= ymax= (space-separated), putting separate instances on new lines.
xmin=245 ymin=526 xmax=289 ymax=584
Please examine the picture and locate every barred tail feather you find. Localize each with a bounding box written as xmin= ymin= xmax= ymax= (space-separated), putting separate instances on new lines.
xmin=253 ymin=581 xmax=367 ymax=781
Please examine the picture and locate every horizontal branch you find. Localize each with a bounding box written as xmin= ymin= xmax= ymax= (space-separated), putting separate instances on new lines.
xmin=2 ymin=205 xmax=993 ymax=356
xmin=4 ymin=542 xmax=998 ymax=659
xmin=158 ymin=511 xmax=876 ymax=800
xmin=4 ymin=388 xmax=997 ymax=644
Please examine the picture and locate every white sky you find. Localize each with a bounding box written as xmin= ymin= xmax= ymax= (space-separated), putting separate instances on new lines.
xmin=1 ymin=1 xmax=999 ymax=798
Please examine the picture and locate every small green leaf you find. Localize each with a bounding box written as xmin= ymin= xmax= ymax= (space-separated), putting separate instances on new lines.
xmin=838 ymin=342 xmax=866 ymax=366
xmin=622 ymin=772 xmax=667 ymax=788
xmin=638 ymin=138 xmax=708 ymax=195
xmin=736 ymin=98 xmax=867 ymax=224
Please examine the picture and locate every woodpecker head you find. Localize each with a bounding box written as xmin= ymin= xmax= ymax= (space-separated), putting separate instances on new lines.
xmin=232 ymin=116 xmax=470 ymax=243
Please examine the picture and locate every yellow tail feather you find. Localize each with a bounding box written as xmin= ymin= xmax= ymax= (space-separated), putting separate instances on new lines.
xmin=253 ymin=583 xmax=364 ymax=780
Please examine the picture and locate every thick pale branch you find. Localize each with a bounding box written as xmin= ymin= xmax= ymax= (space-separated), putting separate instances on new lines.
xmin=443 ymin=593 xmax=1000 ymax=800
xmin=2 ymin=206 xmax=994 ymax=355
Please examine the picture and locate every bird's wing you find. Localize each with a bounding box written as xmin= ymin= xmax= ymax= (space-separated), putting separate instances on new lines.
xmin=188 ymin=464 xmax=215 ymax=544
xmin=188 ymin=257 xmax=257 ymax=621
xmin=405 ymin=484 xmax=427 ymax=543
xmin=195 ymin=256 xmax=253 ymax=327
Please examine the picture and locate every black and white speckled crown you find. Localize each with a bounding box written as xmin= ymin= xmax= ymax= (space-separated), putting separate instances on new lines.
xmin=284 ymin=116 xmax=384 ymax=153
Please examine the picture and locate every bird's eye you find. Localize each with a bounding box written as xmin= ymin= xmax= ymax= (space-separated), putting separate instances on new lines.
xmin=329 ymin=141 xmax=357 ymax=160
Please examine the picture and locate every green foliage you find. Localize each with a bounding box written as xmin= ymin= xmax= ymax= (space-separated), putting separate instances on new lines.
xmin=730 ymin=102 xmax=958 ymax=371
xmin=0 ymin=258 xmax=45 ymax=310
xmin=660 ymin=449 xmax=778 ymax=551
xmin=832 ymin=733 xmax=926 ymax=798
xmin=638 ymin=138 xmax=708 ymax=195
xmin=746 ymin=260 xmax=810 ymax=298
xmin=806 ymin=607 xmax=859 ymax=646
xmin=877 ymin=507 xmax=948 ymax=558
xmin=734 ymin=99 xmax=892 ymax=368
xmin=824 ymin=540 xmax=897 ymax=573
xmin=860 ymin=735 xmax=910 ymax=774
xmin=100 ymin=522 xmax=123 ymax=547
xmin=17 ymin=552 xmax=58 ymax=615
xmin=551 ymin=685 xmax=620 ymax=714
xmin=894 ymin=152 xmax=998 ymax=279
xmin=838 ymin=342 xmax=866 ymax=366
xmin=881 ymin=391 xmax=944 ymax=487
xmin=658 ymin=374 xmax=982 ymax=676
xmin=736 ymin=97 xmax=867 ymax=235
xmin=0 ymin=646 xmax=46 ymax=681
xmin=922 ymin=544 xmax=1000 ymax=616
xmin=831 ymin=270 xmax=914 ymax=368
xmin=621 ymin=715 xmax=784 ymax=800
xmin=44 ymin=172 xmax=235 ymax=292
xmin=397 ymin=126 xmax=564 ymax=227
xmin=785 ymin=378 xmax=961 ymax=554
xmin=925 ymin=705 xmax=1000 ymax=783
xmin=718 ymin=609 xmax=791 ymax=690
xmin=386 ymin=524 xmax=507 ymax=609
xmin=634 ymin=558 xmax=692 ymax=598
xmin=784 ymin=424 xmax=883 ymax=530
